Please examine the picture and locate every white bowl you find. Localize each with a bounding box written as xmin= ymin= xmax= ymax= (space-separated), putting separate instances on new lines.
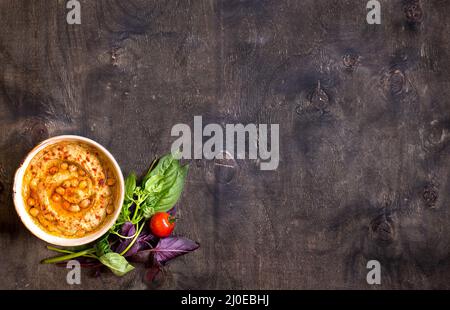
xmin=13 ymin=135 xmax=125 ymax=247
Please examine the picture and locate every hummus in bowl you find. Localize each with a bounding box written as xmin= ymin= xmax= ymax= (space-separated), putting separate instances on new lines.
xmin=13 ymin=135 xmax=124 ymax=246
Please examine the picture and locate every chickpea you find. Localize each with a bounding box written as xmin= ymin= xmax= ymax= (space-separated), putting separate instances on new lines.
xmin=79 ymin=180 xmax=88 ymax=189
xmin=29 ymin=207 xmax=39 ymax=217
xmin=55 ymin=187 xmax=65 ymax=195
xmin=49 ymin=166 xmax=59 ymax=175
xmin=71 ymin=179 xmax=79 ymax=187
xmin=62 ymin=228 xmax=76 ymax=236
xmin=38 ymin=217 xmax=48 ymax=226
xmin=106 ymin=204 xmax=115 ymax=215
xmin=69 ymin=204 xmax=80 ymax=212
xmin=69 ymin=164 xmax=78 ymax=172
xmin=46 ymin=224 xmax=57 ymax=233
xmin=60 ymin=162 xmax=68 ymax=170
xmin=44 ymin=213 xmax=55 ymax=221
xmin=80 ymin=199 xmax=91 ymax=209
xmin=62 ymin=180 xmax=72 ymax=188
xmin=63 ymin=201 xmax=71 ymax=210
xmin=27 ymin=197 xmax=36 ymax=206
xmin=106 ymin=178 xmax=116 ymax=186
xmin=30 ymin=178 xmax=39 ymax=189
xmin=75 ymin=229 xmax=86 ymax=238
xmin=52 ymin=193 xmax=62 ymax=202
xmin=104 ymin=187 xmax=112 ymax=196
xmin=78 ymin=169 xmax=86 ymax=176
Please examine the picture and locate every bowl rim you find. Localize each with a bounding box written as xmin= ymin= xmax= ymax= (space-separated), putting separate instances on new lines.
xmin=13 ymin=135 xmax=125 ymax=247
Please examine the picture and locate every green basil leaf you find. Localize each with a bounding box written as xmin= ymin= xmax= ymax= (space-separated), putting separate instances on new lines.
xmin=142 ymin=154 xmax=177 ymax=188
xmin=141 ymin=202 xmax=156 ymax=219
xmin=155 ymin=164 xmax=189 ymax=212
xmin=144 ymin=174 xmax=165 ymax=193
xmin=124 ymin=172 xmax=137 ymax=202
xmin=99 ymin=253 xmax=134 ymax=277
xmin=140 ymin=153 xmax=189 ymax=218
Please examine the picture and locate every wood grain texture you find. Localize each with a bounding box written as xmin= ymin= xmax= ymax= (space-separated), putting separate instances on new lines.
xmin=0 ymin=0 xmax=449 ymax=289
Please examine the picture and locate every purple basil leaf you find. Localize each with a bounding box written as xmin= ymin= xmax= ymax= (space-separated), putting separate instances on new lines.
xmin=153 ymin=237 xmax=199 ymax=265
xmin=123 ymin=237 xmax=142 ymax=257
xmin=121 ymin=227 xmax=158 ymax=257
xmin=168 ymin=206 xmax=176 ymax=216
xmin=137 ymin=254 xmax=165 ymax=288
xmin=128 ymin=229 xmax=158 ymax=260
xmin=121 ymin=222 xmax=136 ymax=236
xmin=144 ymin=265 xmax=165 ymax=288
xmin=114 ymin=222 xmax=136 ymax=254
xmin=139 ymin=227 xmax=158 ymax=247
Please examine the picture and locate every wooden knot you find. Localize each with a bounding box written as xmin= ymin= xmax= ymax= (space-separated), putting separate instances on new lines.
xmin=370 ymin=213 xmax=395 ymax=245
xmin=310 ymin=80 xmax=329 ymax=109
xmin=30 ymin=120 xmax=48 ymax=145
xmin=388 ymin=69 xmax=405 ymax=96
xmin=342 ymin=53 xmax=359 ymax=72
xmin=296 ymin=80 xmax=331 ymax=117
xmin=422 ymin=183 xmax=438 ymax=208
xmin=404 ymin=2 xmax=423 ymax=24
xmin=422 ymin=120 xmax=449 ymax=152
xmin=204 ymin=151 xmax=238 ymax=187
xmin=213 ymin=155 xmax=237 ymax=184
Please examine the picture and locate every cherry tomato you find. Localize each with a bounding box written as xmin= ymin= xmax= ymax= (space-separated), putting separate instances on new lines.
xmin=149 ymin=212 xmax=176 ymax=237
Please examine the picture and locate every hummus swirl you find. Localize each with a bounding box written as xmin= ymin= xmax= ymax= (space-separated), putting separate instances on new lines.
xmin=22 ymin=142 xmax=117 ymax=238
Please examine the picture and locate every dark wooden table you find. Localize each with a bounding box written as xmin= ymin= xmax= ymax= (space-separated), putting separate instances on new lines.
xmin=0 ymin=0 xmax=449 ymax=289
